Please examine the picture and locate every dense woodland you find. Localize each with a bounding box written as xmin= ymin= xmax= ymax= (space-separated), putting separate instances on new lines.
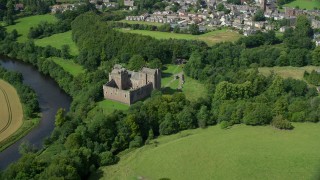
xmin=0 ymin=10 xmax=320 ymax=179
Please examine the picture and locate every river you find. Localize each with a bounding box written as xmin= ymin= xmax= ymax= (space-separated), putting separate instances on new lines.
xmin=0 ymin=57 xmax=71 ymax=170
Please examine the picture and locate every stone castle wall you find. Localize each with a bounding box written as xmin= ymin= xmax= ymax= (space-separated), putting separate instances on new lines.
xmin=129 ymin=83 xmax=153 ymax=104
xmin=103 ymin=85 xmax=130 ymax=104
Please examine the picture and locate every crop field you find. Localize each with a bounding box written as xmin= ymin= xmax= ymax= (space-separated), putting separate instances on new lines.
xmin=50 ymin=57 xmax=85 ymax=76
xmin=0 ymin=80 xmax=23 ymax=143
xmin=118 ymin=29 xmax=241 ymax=46
xmin=162 ymin=64 xmax=208 ymax=101
xmin=258 ymin=66 xmax=320 ymax=80
xmin=6 ymin=14 xmax=57 ymax=42
xmin=35 ymin=31 xmax=79 ymax=56
xmin=284 ymin=0 xmax=320 ymax=10
xmin=100 ymin=123 xmax=320 ymax=180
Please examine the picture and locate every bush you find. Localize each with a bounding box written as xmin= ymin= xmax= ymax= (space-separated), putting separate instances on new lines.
xmin=271 ymin=115 xmax=294 ymax=130
xmin=220 ymin=121 xmax=230 ymax=129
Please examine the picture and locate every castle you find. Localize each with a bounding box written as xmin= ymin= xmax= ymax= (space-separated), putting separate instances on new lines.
xmin=103 ymin=64 xmax=161 ymax=105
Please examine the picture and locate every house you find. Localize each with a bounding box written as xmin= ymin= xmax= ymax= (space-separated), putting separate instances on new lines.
xmin=15 ymin=3 xmax=24 ymax=11
xmin=124 ymin=0 xmax=134 ymax=7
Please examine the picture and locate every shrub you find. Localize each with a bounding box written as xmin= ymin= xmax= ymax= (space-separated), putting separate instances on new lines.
xmin=271 ymin=115 xmax=294 ymax=130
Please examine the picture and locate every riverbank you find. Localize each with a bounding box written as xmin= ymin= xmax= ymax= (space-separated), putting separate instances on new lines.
xmin=0 ymin=57 xmax=71 ymax=170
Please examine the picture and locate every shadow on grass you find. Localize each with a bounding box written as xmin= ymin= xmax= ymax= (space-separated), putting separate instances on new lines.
xmin=162 ymin=72 xmax=172 ymax=78
xmin=161 ymin=87 xmax=182 ymax=95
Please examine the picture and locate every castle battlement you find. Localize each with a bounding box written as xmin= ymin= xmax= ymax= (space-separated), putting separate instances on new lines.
xmin=103 ymin=64 xmax=161 ymax=105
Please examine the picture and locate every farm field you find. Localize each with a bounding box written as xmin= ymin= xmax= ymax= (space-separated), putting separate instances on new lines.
xmin=96 ymin=99 xmax=130 ymax=115
xmin=35 ymin=31 xmax=79 ymax=56
xmin=6 ymin=14 xmax=57 ymax=42
xmin=162 ymin=64 xmax=208 ymax=101
xmin=258 ymin=66 xmax=320 ymax=80
xmin=118 ymin=20 xmax=163 ymax=27
xmin=0 ymin=80 xmax=23 ymax=143
xmin=283 ymin=0 xmax=320 ymax=10
xmin=100 ymin=123 xmax=320 ymax=180
xmin=118 ymin=29 xmax=241 ymax=46
xmin=50 ymin=57 xmax=85 ymax=76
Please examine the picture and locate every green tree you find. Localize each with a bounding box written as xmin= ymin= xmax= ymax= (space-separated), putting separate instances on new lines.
xmin=312 ymin=46 xmax=320 ymax=66
xmin=253 ymin=9 xmax=266 ymax=21
xmin=55 ymin=108 xmax=66 ymax=127
xmin=197 ymin=105 xmax=209 ymax=128
xmin=61 ymin=45 xmax=71 ymax=59
xmin=189 ymin=24 xmax=200 ymax=35
xmin=4 ymin=0 xmax=14 ymax=25
xmin=128 ymin=55 xmax=146 ymax=71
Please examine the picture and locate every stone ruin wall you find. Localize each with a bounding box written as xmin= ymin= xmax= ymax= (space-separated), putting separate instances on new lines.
xmin=129 ymin=83 xmax=153 ymax=104
xmin=103 ymin=85 xmax=130 ymax=104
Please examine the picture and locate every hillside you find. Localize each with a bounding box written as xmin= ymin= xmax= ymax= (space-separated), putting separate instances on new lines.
xmin=100 ymin=123 xmax=320 ymax=180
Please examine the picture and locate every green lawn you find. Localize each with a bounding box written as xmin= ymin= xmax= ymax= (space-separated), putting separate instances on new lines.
xmin=6 ymin=14 xmax=57 ymax=42
xmin=284 ymin=0 xmax=320 ymax=10
xmin=258 ymin=66 xmax=320 ymax=80
xmin=161 ymin=64 xmax=208 ymax=101
xmin=119 ymin=20 xmax=163 ymax=27
xmin=35 ymin=31 xmax=79 ymax=56
xmin=96 ymin=99 xmax=129 ymax=115
xmin=118 ymin=28 xmax=241 ymax=46
xmin=99 ymin=123 xmax=320 ymax=180
xmin=50 ymin=57 xmax=85 ymax=76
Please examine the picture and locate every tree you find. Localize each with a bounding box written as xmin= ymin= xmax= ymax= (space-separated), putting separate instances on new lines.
xmin=253 ymin=9 xmax=266 ymax=21
xmin=189 ymin=24 xmax=200 ymax=35
xmin=312 ymin=46 xmax=320 ymax=66
xmin=173 ymin=25 xmax=180 ymax=33
xmin=3 ymin=0 xmax=14 ymax=25
xmin=159 ymin=113 xmax=177 ymax=135
xmin=148 ymin=58 xmax=162 ymax=69
xmin=271 ymin=115 xmax=294 ymax=130
xmin=128 ymin=55 xmax=146 ymax=71
xmin=99 ymin=151 xmax=117 ymax=166
xmin=197 ymin=105 xmax=209 ymax=128
xmin=55 ymin=108 xmax=66 ymax=127
xmin=61 ymin=45 xmax=71 ymax=59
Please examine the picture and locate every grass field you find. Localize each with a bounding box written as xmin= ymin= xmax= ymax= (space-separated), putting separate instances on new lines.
xmin=0 ymin=80 xmax=23 ymax=143
xmin=119 ymin=20 xmax=163 ymax=27
xmin=96 ymin=99 xmax=130 ymax=115
xmin=35 ymin=31 xmax=79 ymax=56
xmin=118 ymin=29 xmax=241 ymax=46
xmin=162 ymin=64 xmax=208 ymax=101
xmin=258 ymin=66 xmax=320 ymax=80
xmin=283 ymin=0 xmax=320 ymax=10
xmin=6 ymin=14 xmax=57 ymax=42
xmin=100 ymin=123 xmax=320 ymax=180
xmin=50 ymin=57 xmax=85 ymax=76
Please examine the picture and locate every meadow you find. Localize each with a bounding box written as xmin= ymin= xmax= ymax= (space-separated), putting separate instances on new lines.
xmin=162 ymin=64 xmax=208 ymax=101
xmin=6 ymin=14 xmax=57 ymax=42
xmin=258 ymin=66 xmax=320 ymax=80
xmin=35 ymin=31 xmax=79 ymax=56
xmin=0 ymin=80 xmax=23 ymax=145
xmin=118 ymin=28 xmax=242 ymax=46
xmin=119 ymin=20 xmax=163 ymax=27
xmin=96 ymin=99 xmax=130 ymax=115
xmin=283 ymin=0 xmax=320 ymax=10
xmin=100 ymin=123 xmax=320 ymax=180
xmin=49 ymin=57 xmax=85 ymax=76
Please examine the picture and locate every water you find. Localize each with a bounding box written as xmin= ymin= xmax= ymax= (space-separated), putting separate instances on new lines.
xmin=0 ymin=57 xmax=71 ymax=170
